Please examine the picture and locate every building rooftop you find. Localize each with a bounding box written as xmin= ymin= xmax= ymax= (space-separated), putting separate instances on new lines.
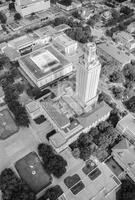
xmin=43 ymin=102 xmax=70 ymax=129
xmin=98 ymin=42 xmax=135 ymax=66
xmin=78 ymin=102 xmax=112 ymax=129
xmin=20 ymin=45 xmax=71 ymax=79
xmin=54 ymin=24 xmax=71 ymax=32
xmin=117 ymin=114 xmax=135 ymax=137
xmin=8 ymin=35 xmax=34 ymax=50
xmin=112 ymin=139 xmax=135 ymax=178
xmin=63 ymin=162 xmax=121 ymax=200
xmin=18 ymin=0 xmax=44 ymax=6
xmin=3 ymin=46 xmax=20 ymax=61
xmin=54 ymin=33 xmax=77 ymax=48
xmin=49 ymin=132 xmax=66 ymax=148
xmin=34 ymin=25 xmax=57 ymax=38
xmin=115 ymin=31 xmax=134 ymax=42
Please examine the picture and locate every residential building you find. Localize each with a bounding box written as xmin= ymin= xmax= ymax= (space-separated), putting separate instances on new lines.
xmin=127 ymin=22 xmax=135 ymax=33
xmin=79 ymin=7 xmax=95 ymax=21
xmin=113 ymin=31 xmax=135 ymax=52
xmin=97 ymin=42 xmax=135 ymax=68
xmin=53 ymin=33 xmax=78 ymax=56
xmin=0 ymin=87 xmax=4 ymax=104
xmin=102 ymin=11 xmax=112 ymax=20
xmin=60 ymin=161 xmax=121 ymax=200
xmin=116 ymin=114 xmax=135 ymax=144
xmin=112 ymin=139 xmax=135 ymax=182
xmin=15 ymin=0 xmax=50 ymax=17
xmin=18 ymin=45 xmax=73 ymax=88
xmin=76 ymin=42 xmax=101 ymax=110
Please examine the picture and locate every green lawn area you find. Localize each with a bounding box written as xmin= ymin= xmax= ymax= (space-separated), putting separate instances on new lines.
xmin=15 ymin=152 xmax=52 ymax=193
xmin=82 ymin=160 xmax=97 ymax=175
xmin=88 ymin=168 xmax=102 ymax=181
xmin=64 ymin=174 xmax=81 ymax=189
xmin=0 ymin=109 xmax=18 ymax=140
xmin=70 ymin=181 xmax=85 ymax=195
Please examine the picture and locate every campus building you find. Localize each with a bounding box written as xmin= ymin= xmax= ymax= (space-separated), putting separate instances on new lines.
xmin=116 ymin=114 xmax=135 ymax=144
xmin=15 ymin=0 xmax=50 ymax=17
xmin=18 ymin=45 xmax=73 ymax=88
xmin=53 ymin=33 xmax=78 ymax=56
xmin=97 ymin=41 xmax=135 ymax=68
xmin=112 ymin=139 xmax=135 ymax=182
xmin=113 ymin=31 xmax=135 ymax=52
xmin=76 ymin=43 xmax=101 ymax=110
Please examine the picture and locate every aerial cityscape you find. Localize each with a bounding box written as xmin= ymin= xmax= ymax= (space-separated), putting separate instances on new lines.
xmin=0 ymin=0 xmax=135 ymax=200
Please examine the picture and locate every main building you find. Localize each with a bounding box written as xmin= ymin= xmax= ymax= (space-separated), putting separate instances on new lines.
xmin=19 ymin=45 xmax=73 ymax=88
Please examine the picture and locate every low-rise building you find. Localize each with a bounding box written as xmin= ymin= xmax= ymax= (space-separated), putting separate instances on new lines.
xmin=116 ymin=114 xmax=135 ymax=144
xmin=48 ymin=102 xmax=112 ymax=153
xmin=15 ymin=0 xmax=50 ymax=17
xmin=97 ymin=42 xmax=135 ymax=68
xmin=53 ymin=33 xmax=78 ymax=56
xmin=113 ymin=31 xmax=135 ymax=51
xmin=56 ymin=1 xmax=82 ymax=11
xmin=127 ymin=22 xmax=135 ymax=33
xmin=18 ymin=45 xmax=73 ymax=88
xmin=34 ymin=25 xmax=57 ymax=45
xmin=102 ymin=10 xmax=112 ymax=20
xmin=79 ymin=7 xmax=95 ymax=21
xmin=77 ymin=102 xmax=112 ymax=133
xmin=54 ymin=24 xmax=71 ymax=33
xmin=112 ymin=139 xmax=135 ymax=182
xmin=60 ymin=161 xmax=121 ymax=200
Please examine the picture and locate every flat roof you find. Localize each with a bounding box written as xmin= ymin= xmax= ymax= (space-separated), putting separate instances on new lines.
xmin=8 ymin=35 xmax=34 ymax=49
xmin=116 ymin=31 xmax=134 ymax=41
xmin=34 ymin=25 xmax=57 ymax=38
xmin=98 ymin=42 xmax=135 ymax=65
xmin=54 ymin=24 xmax=71 ymax=32
xmin=54 ymin=33 xmax=77 ymax=48
xmin=18 ymin=0 xmax=44 ymax=6
xmin=50 ymin=132 xmax=66 ymax=148
xmin=15 ymin=152 xmax=51 ymax=193
xmin=0 ymin=109 xmax=18 ymax=140
xmin=117 ymin=114 xmax=135 ymax=135
xmin=78 ymin=102 xmax=112 ymax=129
xmin=20 ymin=45 xmax=70 ymax=79
xmin=4 ymin=46 xmax=20 ymax=61
xmin=26 ymin=101 xmax=41 ymax=113
xmin=63 ymin=162 xmax=121 ymax=200
xmin=43 ymin=102 xmax=70 ymax=129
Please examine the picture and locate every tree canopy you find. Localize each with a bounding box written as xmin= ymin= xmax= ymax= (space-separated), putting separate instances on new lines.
xmin=0 ymin=168 xmax=36 ymax=200
xmin=38 ymin=143 xmax=67 ymax=178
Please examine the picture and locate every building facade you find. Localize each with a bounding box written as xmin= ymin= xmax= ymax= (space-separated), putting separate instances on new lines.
xmin=76 ymin=42 xmax=101 ymax=110
xmin=15 ymin=0 xmax=50 ymax=17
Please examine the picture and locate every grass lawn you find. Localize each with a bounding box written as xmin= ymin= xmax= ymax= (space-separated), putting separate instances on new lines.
xmin=64 ymin=174 xmax=81 ymax=189
xmin=15 ymin=152 xmax=52 ymax=193
xmin=82 ymin=160 xmax=97 ymax=175
xmin=88 ymin=168 xmax=101 ymax=181
xmin=70 ymin=181 xmax=85 ymax=195
xmin=0 ymin=109 xmax=18 ymax=140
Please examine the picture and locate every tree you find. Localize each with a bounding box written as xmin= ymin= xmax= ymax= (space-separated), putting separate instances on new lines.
xmin=98 ymin=91 xmax=111 ymax=104
xmin=41 ymin=185 xmax=63 ymax=200
xmin=108 ymin=108 xmax=120 ymax=127
xmin=117 ymin=179 xmax=135 ymax=200
xmin=77 ymin=133 xmax=93 ymax=160
xmin=111 ymin=86 xmax=123 ymax=99
xmin=14 ymin=13 xmax=22 ymax=21
xmin=123 ymin=63 xmax=135 ymax=83
xmin=120 ymin=6 xmax=133 ymax=15
xmin=9 ymin=2 xmax=15 ymax=10
xmin=38 ymin=143 xmax=67 ymax=178
xmin=109 ymin=70 xmax=123 ymax=83
xmin=0 ymin=12 xmax=7 ymax=24
xmin=0 ymin=168 xmax=36 ymax=200
xmin=59 ymin=0 xmax=72 ymax=6
xmin=124 ymin=96 xmax=135 ymax=112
